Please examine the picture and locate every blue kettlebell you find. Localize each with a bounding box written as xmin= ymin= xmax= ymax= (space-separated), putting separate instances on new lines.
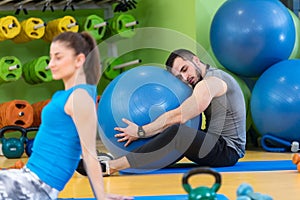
xmin=25 ymin=126 xmax=39 ymax=157
xmin=0 ymin=125 xmax=27 ymax=159
xmin=25 ymin=138 xmax=34 ymax=157
xmin=182 ymin=167 xmax=222 ymax=200
xmin=236 ymin=183 xmax=273 ymax=200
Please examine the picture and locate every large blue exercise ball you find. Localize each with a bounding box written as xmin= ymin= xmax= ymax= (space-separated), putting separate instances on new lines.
xmin=210 ymin=0 xmax=295 ymax=77
xmin=250 ymin=59 xmax=300 ymax=142
xmin=98 ymin=66 xmax=201 ymax=158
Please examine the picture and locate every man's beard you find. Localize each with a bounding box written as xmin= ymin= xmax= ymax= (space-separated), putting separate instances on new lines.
xmin=191 ymin=72 xmax=202 ymax=88
xmin=191 ymin=62 xmax=203 ymax=88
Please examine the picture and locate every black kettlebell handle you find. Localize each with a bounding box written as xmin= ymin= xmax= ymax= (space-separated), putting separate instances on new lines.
xmin=23 ymin=126 xmax=39 ymax=142
xmin=25 ymin=126 xmax=39 ymax=132
xmin=182 ymin=167 xmax=221 ymax=193
xmin=0 ymin=125 xmax=26 ymax=139
xmin=25 ymin=127 xmax=39 ymax=135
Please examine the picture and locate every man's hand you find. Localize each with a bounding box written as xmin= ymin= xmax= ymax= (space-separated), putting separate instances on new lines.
xmin=114 ymin=118 xmax=139 ymax=147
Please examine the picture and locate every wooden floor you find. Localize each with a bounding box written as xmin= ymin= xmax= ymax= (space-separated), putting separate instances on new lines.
xmin=1 ymin=145 xmax=299 ymax=199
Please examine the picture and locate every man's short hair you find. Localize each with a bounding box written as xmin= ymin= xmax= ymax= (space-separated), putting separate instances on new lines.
xmin=165 ymin=49 xmax=196 ymax=71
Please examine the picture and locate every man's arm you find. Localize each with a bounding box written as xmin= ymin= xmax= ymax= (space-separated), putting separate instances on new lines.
xmin=142 ymin=76 xmax=227 ymax=136
xmin=115 ymin=76 xmax=227 ymax=146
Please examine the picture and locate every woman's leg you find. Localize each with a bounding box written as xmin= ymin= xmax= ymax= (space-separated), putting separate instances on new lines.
xmin=0 ymin=168 xmax=56 ymax=200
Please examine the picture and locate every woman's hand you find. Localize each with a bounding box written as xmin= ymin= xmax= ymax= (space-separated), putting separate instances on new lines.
xmin=114 ymin=118 xmax=139 ymax=147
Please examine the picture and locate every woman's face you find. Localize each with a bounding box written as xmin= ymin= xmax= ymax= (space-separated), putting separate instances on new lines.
xmin=48 ymin=41 xmax=79 ymax=81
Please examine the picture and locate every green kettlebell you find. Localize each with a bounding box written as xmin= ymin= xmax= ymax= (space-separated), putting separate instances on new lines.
xmin=182 ymin=167 xmax=221 ymax=200
xmin=0 ymin=125 xmax=27 ymax=159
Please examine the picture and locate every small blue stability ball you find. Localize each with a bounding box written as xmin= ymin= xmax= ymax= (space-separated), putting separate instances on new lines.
xmin=98 ymin=66 xmax=201 ymax=158
xmin=210 ymin=0 xmax=295 ymax=77
xmin=250 ymin=59 xmax=300 ymax=142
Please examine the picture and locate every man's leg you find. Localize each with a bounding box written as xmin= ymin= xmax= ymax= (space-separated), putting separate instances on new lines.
xmin=184 ymin=133 xmax=240 ymax=167
xmin=109 ymin=124 xmax=199 ymax=173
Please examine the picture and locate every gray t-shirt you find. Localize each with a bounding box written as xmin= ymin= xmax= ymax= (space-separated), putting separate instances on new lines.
xmin=203 ymin=67 xmax=246 ymax=158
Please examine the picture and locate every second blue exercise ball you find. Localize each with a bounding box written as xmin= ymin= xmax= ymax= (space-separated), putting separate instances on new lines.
xmin=210 ymin=0 xmax=295 ymax=77
xmin=98 ymin=66 xmax=201 ymax=158
xmin=250 ymin=59 xmax=300 ymax=142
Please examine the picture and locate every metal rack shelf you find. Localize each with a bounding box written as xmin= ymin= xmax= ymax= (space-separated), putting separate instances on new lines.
xmin=0 ymin=0 xmax=120 ymax=13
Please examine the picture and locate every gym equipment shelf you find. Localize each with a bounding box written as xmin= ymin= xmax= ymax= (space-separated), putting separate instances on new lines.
xmin=0 ymin=0 xmax=120 ymax=12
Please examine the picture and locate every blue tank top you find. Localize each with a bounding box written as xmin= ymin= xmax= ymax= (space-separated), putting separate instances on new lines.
xmin=26 ymin=84 xmax=97 ymax=191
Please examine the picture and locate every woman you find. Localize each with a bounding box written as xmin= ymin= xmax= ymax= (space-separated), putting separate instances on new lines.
xmin=0 ymin=31 xmax=132 ymax=200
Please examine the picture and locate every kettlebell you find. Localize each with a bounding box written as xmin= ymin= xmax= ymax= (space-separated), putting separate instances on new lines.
xmin=0 ymin=125 xmax=27 ymax=159
xmin=182 ymin=167 xmax=221 ymax=200
xmin=236 ymin=183 xmax=273 ymax=200
xmin=25 ymin=126 xmax=39 ymax=157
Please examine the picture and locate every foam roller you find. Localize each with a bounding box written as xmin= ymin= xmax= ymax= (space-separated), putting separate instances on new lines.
xmin=80 ymin=14 xmax=107 ymax=41
xmin=12 ymin=17 xmax=46 ymax=43
xmin=0 ymin=100 xmax=34 ymax=128
xmin=0 ymin=16 xmax=21 ymax=41
xmin=0 ymin=56 xmax=22 ymax=84
xmin=43 ymin=16 xmax=79 ymax=42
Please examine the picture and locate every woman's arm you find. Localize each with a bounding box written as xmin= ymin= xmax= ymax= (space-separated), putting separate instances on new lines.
xmin=66 ymin=89 xmax=134 ymax=200
xmin=66 ymin=89 xmax=105 ymax=199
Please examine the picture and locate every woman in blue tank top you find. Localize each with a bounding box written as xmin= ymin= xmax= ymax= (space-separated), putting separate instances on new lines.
xmin=0 ymin=32 xmax=132 ymax=200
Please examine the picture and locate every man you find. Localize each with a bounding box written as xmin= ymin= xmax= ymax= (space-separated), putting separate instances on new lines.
xmin=99 ymin=49 xmax=246 ymax=175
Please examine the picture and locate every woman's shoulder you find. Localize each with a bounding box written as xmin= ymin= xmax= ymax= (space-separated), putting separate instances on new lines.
xmin=70 ymin=84 xmax=97 ymax=98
